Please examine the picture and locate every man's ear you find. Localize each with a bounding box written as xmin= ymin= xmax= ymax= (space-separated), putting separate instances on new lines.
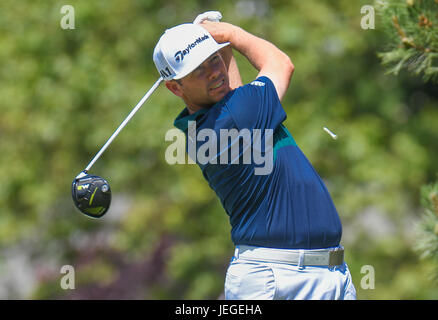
xmin=165 ymin=80 xmax=184 ymax=98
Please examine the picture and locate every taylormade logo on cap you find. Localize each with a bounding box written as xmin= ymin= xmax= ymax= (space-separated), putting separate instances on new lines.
xmin=174 ymin=34 xmax=210 ymax=63
xmin=153 ymin=23 xmax=230 ymax=80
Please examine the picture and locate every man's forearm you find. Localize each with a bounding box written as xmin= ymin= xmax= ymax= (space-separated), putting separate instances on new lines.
xmin=220 ymin=46 xmax=243 ymax=89
xmin=227 ymin=27 xmax=277 ymax=70
xmin=227 ymin=25 xmax=294 ymax=100
xmin=201 ymin=21 xmax=294 ymax=100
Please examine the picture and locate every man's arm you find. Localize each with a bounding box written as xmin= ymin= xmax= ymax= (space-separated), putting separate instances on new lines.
xmin=219 ymin=45 xmax=243 ymax=90
xmin=201 ymin=21 xmax=294 ymax=101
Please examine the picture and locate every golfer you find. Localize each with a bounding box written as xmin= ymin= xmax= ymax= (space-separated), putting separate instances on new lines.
xmin=153 ymin=20 xmax=356 ymax=300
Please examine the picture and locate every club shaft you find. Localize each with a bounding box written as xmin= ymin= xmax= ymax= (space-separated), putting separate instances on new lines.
xmin=84 ymin=77 xmax=163 ymax=173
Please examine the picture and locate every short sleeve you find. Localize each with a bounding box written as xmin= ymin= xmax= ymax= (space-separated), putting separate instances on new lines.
xmin=225 ymin=76 xmax=287 ymax=131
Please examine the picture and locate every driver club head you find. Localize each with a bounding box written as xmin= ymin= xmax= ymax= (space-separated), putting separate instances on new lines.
xmin=71 ymin=171 xmax=111 ymax=218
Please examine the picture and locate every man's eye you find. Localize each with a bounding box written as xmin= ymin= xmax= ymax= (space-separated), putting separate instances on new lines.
xmin=194 ymin=67 xmax=205 ymax=76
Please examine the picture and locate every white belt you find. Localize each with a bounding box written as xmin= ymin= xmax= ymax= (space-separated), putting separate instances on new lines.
xmin=235 ymin=245 xmax=344 ymax=267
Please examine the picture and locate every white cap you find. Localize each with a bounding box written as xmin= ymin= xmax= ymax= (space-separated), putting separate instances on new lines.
xmin=153 ymin=23 xmax=230 ymax=81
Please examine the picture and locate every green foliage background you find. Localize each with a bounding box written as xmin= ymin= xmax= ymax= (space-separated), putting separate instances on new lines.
xmin=1 ymin=0 xmax=437 ymax=299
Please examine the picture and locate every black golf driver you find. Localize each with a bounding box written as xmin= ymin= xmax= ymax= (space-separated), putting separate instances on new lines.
xmin=72 ymin=77 xmax=163 ymax=218
xmin=72 ymin=172 xmax=111 ymax=218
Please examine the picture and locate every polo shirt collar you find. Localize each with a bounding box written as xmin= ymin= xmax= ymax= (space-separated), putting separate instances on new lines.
xmin=173 ymin=107 xmax=208 ymax=132
xmin=173 ymin=90 xmax=235 ymax=132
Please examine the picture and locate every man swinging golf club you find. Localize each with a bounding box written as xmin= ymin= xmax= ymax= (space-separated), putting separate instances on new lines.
xmin=154 ymin=13 xmax=357 ymax=300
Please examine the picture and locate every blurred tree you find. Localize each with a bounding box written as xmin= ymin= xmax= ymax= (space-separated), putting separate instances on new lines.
xmin=415 ymin=182 xmax=438 ymax=280
xmin=375 ymin=0 xmax=438 ymax=280
xmin=377 ymin=0 xmax=438 ymax=82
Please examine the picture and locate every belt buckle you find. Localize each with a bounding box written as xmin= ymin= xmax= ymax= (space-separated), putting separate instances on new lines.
xmin=328 ymin=246 xmax=344 ymax=267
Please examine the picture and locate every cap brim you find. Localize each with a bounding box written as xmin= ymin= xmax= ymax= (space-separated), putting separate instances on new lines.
xmin=172 ymin=42 xmax=230 ymax=80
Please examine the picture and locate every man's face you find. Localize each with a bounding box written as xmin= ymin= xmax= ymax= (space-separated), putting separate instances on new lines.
xmin=169 ymin=52 xmax=230 ymax=111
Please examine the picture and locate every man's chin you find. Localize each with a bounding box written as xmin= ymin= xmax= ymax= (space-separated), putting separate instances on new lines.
xmin=197 ymin=89 xmax=230 ymax=108
xmin=211 ymin=87 xmax=230 ymax=102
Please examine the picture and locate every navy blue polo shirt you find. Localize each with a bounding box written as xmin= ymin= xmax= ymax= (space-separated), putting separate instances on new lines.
xmin=173 ymin=76 xmax=342 ymax=249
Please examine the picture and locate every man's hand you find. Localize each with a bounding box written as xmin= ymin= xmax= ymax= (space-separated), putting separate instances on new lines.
xmin=199 ymin=21 xmax=235 ymax=45
xmin=193 ymin=11 xmax=222 ymax=24
xmin=193 ymin=12 xmax=232 ymax=45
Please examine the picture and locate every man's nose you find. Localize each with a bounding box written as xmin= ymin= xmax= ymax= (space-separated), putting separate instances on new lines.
xmin=207 ymin=63 xmax=221 ymax=81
